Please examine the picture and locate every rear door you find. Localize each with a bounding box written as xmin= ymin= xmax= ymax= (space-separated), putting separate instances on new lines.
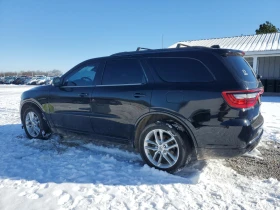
xmin=49 ymin=60 xmax=103 ymax=133
xmin=222 ymin=55 xmax=263 ymax=124
xmin=91 ymin=58 xmax=152 ymax=141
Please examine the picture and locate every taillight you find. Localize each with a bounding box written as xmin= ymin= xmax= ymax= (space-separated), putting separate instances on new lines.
xmin=222 ymin=88 xmax=264 ymax=109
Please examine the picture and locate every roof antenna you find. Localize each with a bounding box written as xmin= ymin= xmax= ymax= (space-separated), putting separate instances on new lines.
xmin=162 ymin=34 xmax=164 ymax=49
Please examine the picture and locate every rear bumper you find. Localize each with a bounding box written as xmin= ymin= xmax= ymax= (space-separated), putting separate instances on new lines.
xmin=196 ymin=117 xmax=264 ymax=160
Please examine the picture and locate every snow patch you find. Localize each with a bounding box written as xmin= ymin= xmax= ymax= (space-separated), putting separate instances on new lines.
xmin=0 ymin=86 xmax=279 ymax=209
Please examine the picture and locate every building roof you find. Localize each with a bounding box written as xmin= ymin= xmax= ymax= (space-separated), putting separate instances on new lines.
xmin=169 ymin=33 xmax=280 ymax=53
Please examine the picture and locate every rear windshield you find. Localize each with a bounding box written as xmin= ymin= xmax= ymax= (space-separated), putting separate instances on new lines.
xmin=225 ymin=56 xmax=257 ymax=82
xmin=148 ymin=58 xmax=214 ymax=83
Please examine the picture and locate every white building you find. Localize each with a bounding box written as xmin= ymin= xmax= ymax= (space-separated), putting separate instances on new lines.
xmin=170 ymin=33 xmax=280 ymax=79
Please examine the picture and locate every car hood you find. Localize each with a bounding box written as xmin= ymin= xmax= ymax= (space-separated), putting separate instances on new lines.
xmin=29 ymin=85 xmax=51 ymax=91
xmin=21 ymin=85 xmax=51 ymax=101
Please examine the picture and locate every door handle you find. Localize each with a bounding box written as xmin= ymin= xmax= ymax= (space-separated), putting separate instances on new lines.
xmin=79 ymin=93 xmax=89 ymax=97
xmin=133 ymin=93 xmax=146 ymax=98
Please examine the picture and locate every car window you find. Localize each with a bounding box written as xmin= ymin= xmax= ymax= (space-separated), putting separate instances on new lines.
xmin=63 ymin=63 xmax=99 ymax=86
xmin=148 ymin=58 xmax=214 ymax=83
xmin=102 ymin=59 xmax=145 ymax=85
xmin=225 ymin=56 xmax=257 ymax=82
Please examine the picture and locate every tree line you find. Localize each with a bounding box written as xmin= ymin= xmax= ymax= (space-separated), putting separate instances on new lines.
xmin=0 ymin=69 xmax=63 ymax=77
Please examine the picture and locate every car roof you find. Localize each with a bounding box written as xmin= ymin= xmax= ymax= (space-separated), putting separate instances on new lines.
xmin=79 ymin=46 xmax=243 ymax=65
xmin=109 ymin=46 xmax=242 ymax=57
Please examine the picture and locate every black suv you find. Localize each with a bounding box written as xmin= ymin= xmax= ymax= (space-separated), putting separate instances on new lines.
xmin=20 ymin=46 xmax=264 ymax=172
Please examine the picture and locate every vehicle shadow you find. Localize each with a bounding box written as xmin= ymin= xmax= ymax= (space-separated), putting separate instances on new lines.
xmin=0 ymin=124 xmax=206 ymax=186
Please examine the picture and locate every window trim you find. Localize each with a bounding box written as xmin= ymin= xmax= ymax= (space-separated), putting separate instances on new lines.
xmin=60 ymin=85 xmax=95 ymax=88
xmin=96 ymin=83 xmax=143 ymax=87
xmin=148 ymin=57 xmax=216 ymax=83
xmin=101 ymin=58 xmax=148 ymax=86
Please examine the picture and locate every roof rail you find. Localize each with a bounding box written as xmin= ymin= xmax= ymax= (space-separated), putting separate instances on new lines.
xmin=176 ymin=43 xmax=190 ymax=48
xmin=136 ymin=47 xmax=151 ymax=51
xmin=211 ymin=45 xmax=220 ymax=48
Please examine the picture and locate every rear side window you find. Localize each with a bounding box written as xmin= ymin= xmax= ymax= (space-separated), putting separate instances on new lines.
xmin=148 ymin=58 xmax=214 ymax=83
xmin=102 ymin=59 xmax=146 ymax=85
xmin=225 ymin=56 xmax=257 ymax=82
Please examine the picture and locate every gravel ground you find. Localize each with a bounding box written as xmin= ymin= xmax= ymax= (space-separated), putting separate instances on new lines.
xmin=225 ymin=141 xmax=280 ymax=180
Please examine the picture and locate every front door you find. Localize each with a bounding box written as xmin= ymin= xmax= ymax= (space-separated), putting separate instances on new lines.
xmin=90 ymin=58 xmax=152 ymax=140
xmin=49 ymin=61 xmax=102 ymax=133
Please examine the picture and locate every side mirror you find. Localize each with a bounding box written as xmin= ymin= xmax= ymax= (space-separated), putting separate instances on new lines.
xmin=257 ymin=74 xmax=262 ymax=80
xmin=52 ymin=77 xmax=62 ymax=87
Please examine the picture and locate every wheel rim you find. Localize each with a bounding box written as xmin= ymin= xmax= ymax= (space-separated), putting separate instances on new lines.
xmin=25 ymin=111 xmax=41 ymax=138
xmin=144 ymin=129 xmax=179 ymax=169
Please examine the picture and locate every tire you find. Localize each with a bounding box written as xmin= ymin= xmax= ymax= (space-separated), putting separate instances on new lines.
xmin=139 ymin=122 xmax=191 ymax=173
xmin=22 ymin=106 xmax=51 ymax=139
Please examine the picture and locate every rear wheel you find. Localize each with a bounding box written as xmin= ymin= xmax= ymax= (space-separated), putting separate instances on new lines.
xmin=23 ymin=107 xmax=50 ymax=139
xmin=139 ymin=122 xmax=191 ymax=173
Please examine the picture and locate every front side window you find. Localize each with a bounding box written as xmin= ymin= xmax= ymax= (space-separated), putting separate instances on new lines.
xmin=63 ymin=63 xmax=99 ymax=86
xmin=102 ymin=59 xmax=146 ymax=85
xmin=148 ymin=58 xmax=214 ymax=83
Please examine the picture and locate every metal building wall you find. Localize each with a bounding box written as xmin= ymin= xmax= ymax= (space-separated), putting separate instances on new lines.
xmin=258 ymin=56 xmax=280 ymax=79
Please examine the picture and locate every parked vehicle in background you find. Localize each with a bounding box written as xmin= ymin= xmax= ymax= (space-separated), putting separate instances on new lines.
xmin=12 ymin=77 xmax=22 ymax=85
xmin=27 ymin=75 xmax=46 ymax=85
xmin=4 ymin=76 xmax=16 ymax=84
xmin=27 ymin=78 xmax=37 ymax=85
xmin=24 ymin=77 xmax=32 ymax=85
xmin=36 ymin=76 xmax=54 ymax=85
xmin=0 ymin=77 xmax=4 ymax=84
xmin=46 ymin=77 xmax=54 ymax=85
xmin=20 ymin=46 xmax=264 ymax=173
xmin=36 ymin=77 xmax=47 ymax=85
xmin=12 ymin=76 xmax=30 ymax=85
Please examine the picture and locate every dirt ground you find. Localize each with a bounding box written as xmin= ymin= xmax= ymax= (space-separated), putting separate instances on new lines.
xmin=225 ymin=141 xmax=280 ymax=180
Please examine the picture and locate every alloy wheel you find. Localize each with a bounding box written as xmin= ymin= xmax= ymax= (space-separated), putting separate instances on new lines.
xmin=25 ymin=111 xmax=41 ymax=138
xmin=144 ymin=129 xmax=179 ymax=169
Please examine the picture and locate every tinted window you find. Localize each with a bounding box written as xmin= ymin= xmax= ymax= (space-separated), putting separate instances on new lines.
xmin=102 ymin=59 xmax=145 ymax=85
xmin=226 ymin=56 xmax=257 ymax=82
xmin=63 ymin=63 xmax=99 ymax=86
xmin=149 ymin=58 xmax=214 ymax=83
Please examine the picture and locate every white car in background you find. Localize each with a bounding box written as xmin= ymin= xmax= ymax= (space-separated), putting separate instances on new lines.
xmin=27 ymin=75 xmax=46 ymax=85
xmin=36 ymin=77 xmax=47 ymax=85
xmin=36 ymin=76 xmax=54 ymax=85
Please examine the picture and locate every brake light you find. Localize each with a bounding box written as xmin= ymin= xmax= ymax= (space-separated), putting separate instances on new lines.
xmin=222 ymin=88 xmax=264 ymax=109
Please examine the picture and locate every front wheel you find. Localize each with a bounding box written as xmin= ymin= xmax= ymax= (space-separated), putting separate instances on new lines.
xmin=139 ymin=122 xmax=191 ymax=173
xmin=23 ymin=107 xmax=51 ymax=139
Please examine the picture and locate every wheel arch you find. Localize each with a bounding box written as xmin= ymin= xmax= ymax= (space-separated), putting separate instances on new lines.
xmin=20 ymin=99 xmax=45 ymax=123
xmin=133 ymin=112 xmax=198 ymax=152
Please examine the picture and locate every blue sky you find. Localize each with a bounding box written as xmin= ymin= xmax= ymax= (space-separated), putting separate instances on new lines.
xmin=0 ymin=0 xmax=280 ymax=72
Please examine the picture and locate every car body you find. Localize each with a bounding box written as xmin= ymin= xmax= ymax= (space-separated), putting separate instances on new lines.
xmin=36 ymin=78 xmax=47 ymax=85
xmin=20 ymin=46 xmax=264 ymax=172
xmin=27 ymin=76 xmax=46 ymax=85
xmin=3 ymin=76 xmax=16 ymax=84
xmin=46 ymin=77 xmax=54 ymax=85
xmin=12 ymin=76 xmax=30 ymax=85
xmin=23 ymin=77 xmax=32 ymax=84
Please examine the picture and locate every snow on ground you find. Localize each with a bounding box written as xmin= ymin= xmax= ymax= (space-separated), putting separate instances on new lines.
xmin=0 ymin=85 xmax=279 ymax=210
